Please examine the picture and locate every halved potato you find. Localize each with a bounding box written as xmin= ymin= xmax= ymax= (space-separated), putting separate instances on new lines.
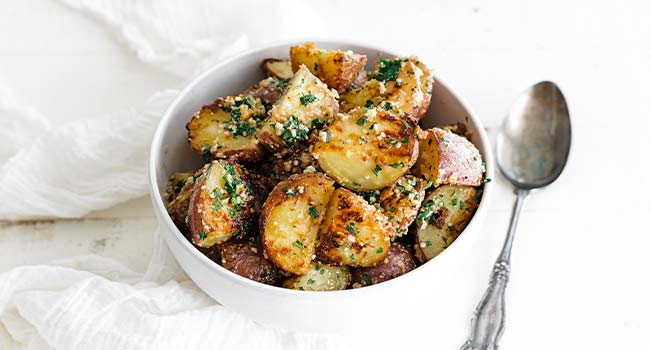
xmin=260 ymin=173 xmax=335 ymax=275
xmin=188 ymin=161 xmax=257 ymax=248
xmin=282 ymin=263 xmax=350 ymax=291
xmin=414 ymin=185 xmax=479 ymax=263
xmin=316 ymin=188 xmax=393 ymax=267
xmin=340 ymin=57 xmax=433 ymax=120
xmin=379 ymin=174 xmax=427 ymax=237
xmin=412 ymin=127 xmax=484 ymax=187
xmin=260 ymin=59 xmax=294 ymax=80
xmin=165 ymin=172 xmax=196 ymax=236
xmin=256 ymin=65 xmax=339 ymax=153
xmin=350 ymin=243 xmax=416 ymax=287
xmin=311 ymin=107 xmax=419 ymax=191
xmin=290 ymin=42 xmax=367 ymax=93
xmin=216 ymin=239 xmax=281 ymax=286
xmin=187 ymin=94 xmax=266 ymax=162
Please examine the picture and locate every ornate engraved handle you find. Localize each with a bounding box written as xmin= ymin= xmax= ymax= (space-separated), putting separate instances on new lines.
xmin=460 ymin=189 xmax=528 ymax=350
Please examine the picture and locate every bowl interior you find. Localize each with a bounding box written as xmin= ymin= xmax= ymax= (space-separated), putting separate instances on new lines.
xmin=150 ymin=40 xmax=492 ymax=283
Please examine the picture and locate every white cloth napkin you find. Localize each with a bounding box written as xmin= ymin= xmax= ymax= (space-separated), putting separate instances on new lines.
xmin=0 ymin=0 xmax=339 ymax=349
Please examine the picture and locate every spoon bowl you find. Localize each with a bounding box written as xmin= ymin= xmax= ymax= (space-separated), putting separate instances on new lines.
xmin=496 ymin=81 xmax=571 ymax=189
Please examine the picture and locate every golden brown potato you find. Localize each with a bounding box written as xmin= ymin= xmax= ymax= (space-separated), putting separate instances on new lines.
xmin=311 ymin=107 xmax=419 ymax=191
xmin=316 ymin=188 xmax=393 ymax=267
xmin=350 ymin=243 xmax=416 ymax=287
xmin=260 ymin=173 xmax=335 ymax=275
xmin=188 ymin=161 xmax=257 ymax=248
xmin=290 ymin=42 xmax=367 ymax=93
xmin=187 ymin=94 xmax=266 ymax=162
xmin=413 ymin=185 xmax=479 ymax=263
xmin=216 ymin=239 xmax=281 ymax=286
xmin=256 ymin=65 xmax=339 ymax=153
xmin=165 ymin=172 xmax=196 ymax=236
xmin=378 ymin=174 xmax=427 ymax=237
xmin=340 ymin=57 xmax=433 ymax=120
xmin=260 ymin=59 xmax=294 ymax=80
xmin=412 ymin=127 xmax=484 ymax=187
xmin=282 ymin=263 xmax=351 ymax=291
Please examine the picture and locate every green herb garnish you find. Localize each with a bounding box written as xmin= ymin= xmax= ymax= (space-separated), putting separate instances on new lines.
xmin=300 ymin=93 xmax=317 ymax=106
xmin=375 ymin=58 xmax=403 ymax=82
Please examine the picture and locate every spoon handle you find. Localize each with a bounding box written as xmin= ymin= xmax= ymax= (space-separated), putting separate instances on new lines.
xmin=461 ymin=188 xmax=529 ymax=350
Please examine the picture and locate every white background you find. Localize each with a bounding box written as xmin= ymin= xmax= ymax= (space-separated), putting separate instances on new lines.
xmin=1 ymin=0 xmax=649 ymax=349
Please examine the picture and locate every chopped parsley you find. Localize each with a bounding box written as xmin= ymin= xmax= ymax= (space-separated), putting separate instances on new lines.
xmin=307 ymin=278 xmax=315 ymax=285
xmin=452 ymin=198 xmax=458 ymax=206
xmin=308 ymin=206 xmax=319 ymax=218
xmin=280 ymin=116 xmax=309 ymax=146
xmin=389 ymin=162 xmax=404 ymax=168
xmin=300 ymin=93 xmax=318 ymax=106
xmin=425 ymin=240 xmax=432 ymax=247
xmin=293 ymin=240 xmax=304 ymax=248
xmin=283 ymin=188 xmax=297 ymax=196
xmin=381 ymin=101 xmax=393 ymax=111
xmin=425 ymin=179 xmax=434 ymax=189
xmin=402 ymin=120 xmax=412 ymax=129
xmin=212 ymin=202 xmax=222 ymax=211
xmin=309 ymin=118 xmax=328 ymax=131
xmin=276 ymin=78 xmax=289 ymax=89
xmin=226 ymin=208 xmax=236 ymax=217
xmin=345 ymin=222 xmax=358 ymax=235
xmin=373 ymin=165 xmax=382 ymax=176
xmin=201 ymin=144 xmax=211 ymax=162
xmin=376 ymin=247 xmax=384 ymax=254
xmin=362 ymin=274 xmax=373 ymax=285
xmin=375 ymin=58 xmax=403 ymax=82
xmin=222 ymin=105 xmax=260 ymax=138
xmin=365 ymin=100 xmax=374 ymax=108
xmin=198 ymin=231 xmax=207 ymax=240
xmin=356 ymin=115 xmax=368 ymax=126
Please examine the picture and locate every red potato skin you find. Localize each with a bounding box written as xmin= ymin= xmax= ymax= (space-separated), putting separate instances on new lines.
xmin=350 ymin=243 xmax=416 ymax=286
xmin=215 ymin=239 xmax=282 ymax=286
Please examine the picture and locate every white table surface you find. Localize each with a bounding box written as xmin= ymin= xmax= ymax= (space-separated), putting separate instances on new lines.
xmin=1 ymin=1 xmax=649 ymax=349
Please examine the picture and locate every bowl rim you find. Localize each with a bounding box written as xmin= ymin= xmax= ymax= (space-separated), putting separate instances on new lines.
xmin=149 ymin=38 xmax=494 ymax=298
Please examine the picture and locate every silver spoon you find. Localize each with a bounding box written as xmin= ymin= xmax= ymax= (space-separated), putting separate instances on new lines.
xmin=461 ymin=81 xmax=571 ymax=350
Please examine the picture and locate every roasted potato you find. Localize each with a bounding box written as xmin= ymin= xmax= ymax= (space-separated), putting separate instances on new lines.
xmin=260 ymin=173 xmax=335 ymax=275
xmin=340 ymin=57 xmax=433 ymax=120
xmin=290 ymin=42 xmax=367 ymax=93
xmin=350 ymin=243 xmax=416 ymax=287
xmin=378 ymin=174 xmax=427 ymax=237
xmin=412 ymin=127 xmax=484 ymax=187
xmin=216 ymin=239 xmax=281 ymax=286
xmin=282 ymin=263 xmax=351 ymax=291
xmin=260 ymin=59 xmax=294 ymax=80
xmin=311 ymin=107 xmax=419 ymax=191
xmin=245 ymin=77 xmax=289 ymax=106
xmin=188 ymin=161 xmax=257 ymax=248
xmin=256 ymin=65 xmax=339 ymax=153
xmin=316 ymin=188 xmax=393 ymax=267
xmin=414 ymin=185 xmax=479 ymax=263
xmin=165 ymin=172 xmax=196 ymax=235
xmin=187 ymin=94 xmax=266 ymax=162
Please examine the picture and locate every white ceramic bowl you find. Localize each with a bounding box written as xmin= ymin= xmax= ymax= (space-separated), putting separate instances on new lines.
xmin=149 ymin=40 xmax=494 ymax=333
